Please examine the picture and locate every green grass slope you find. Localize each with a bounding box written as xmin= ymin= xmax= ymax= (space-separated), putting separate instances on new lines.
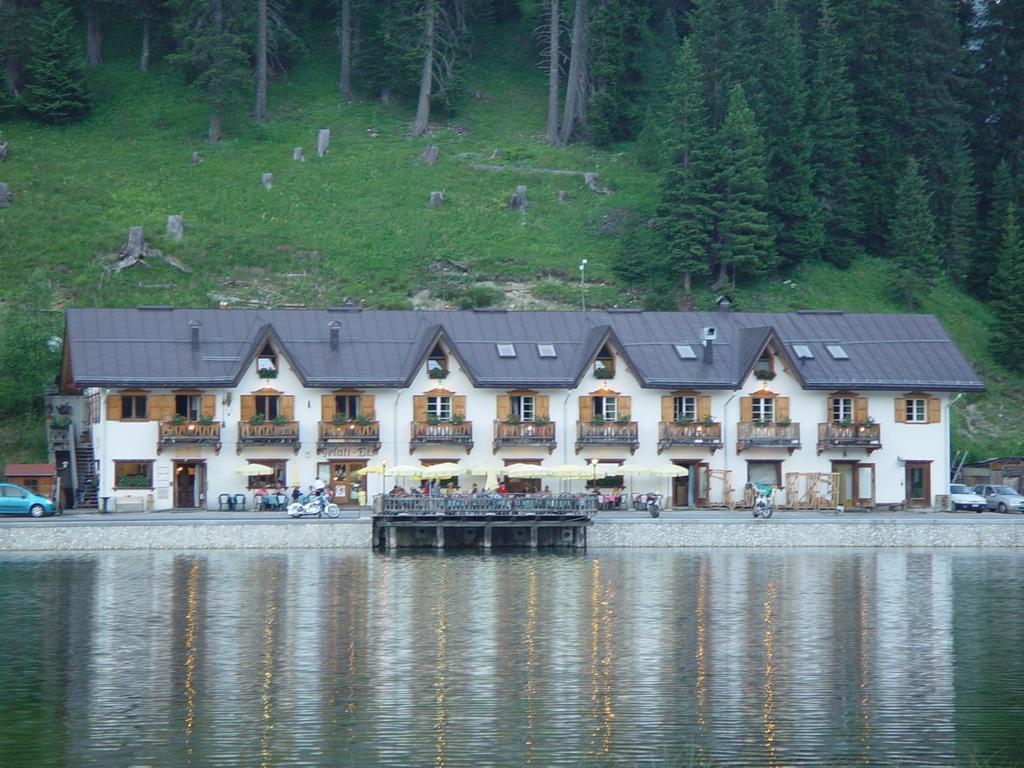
xmin=0 ymin=20 xmax=1020 ymax=463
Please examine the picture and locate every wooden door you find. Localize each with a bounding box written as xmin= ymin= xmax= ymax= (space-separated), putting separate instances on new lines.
xmin=326 ymin=461 xmax=367 ymax=505
xmin=672 ymin=474 xmax=691 ymax=507
xmin=832 ymin=461 xmax=857 ymax=507
xmin=174 ymin=461 xmax=204 ymax=508
xmin=905 ymin=461 xmax=931 ymax=507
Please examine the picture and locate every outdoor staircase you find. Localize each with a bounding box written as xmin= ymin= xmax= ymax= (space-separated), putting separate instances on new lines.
xmin=75 ymin=436 xmax=98 ymax=509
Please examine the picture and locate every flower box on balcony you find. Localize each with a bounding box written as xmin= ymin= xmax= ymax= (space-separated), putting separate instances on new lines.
xmin=753 ymin=369 xmax=776 ymax=381
xmin=594 ymin=368 xmax=615 ymax=379
xmin=428 ymin=368 xmax=449 ymax=379
xmin=257 ymin=368 xmax=278 ymax=379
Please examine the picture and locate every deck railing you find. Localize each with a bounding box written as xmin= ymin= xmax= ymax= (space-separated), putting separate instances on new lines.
xmin=492 ymin=421 xmax=557 ymax=452
xmin=237 ymin=421 xmax=300 ymax=452
xmin=377 ymin=492 xmax=597 ymax=517
xmin=657 ymin=421 xmax=722 ymax=452
xmin=736 ymin=422 xmax=802 ymax=452
xmin=575 ymin=421 xmax=639 ymax=453
xmin=816 ymin=422 xmax=881 ymax=454
xmin=318 ymin=421 xmax=381 ymax=449
xmin=410 ymin=420 xmax=474 ymax=453
xmin=158 ymin=421 xmax=222 ymax=453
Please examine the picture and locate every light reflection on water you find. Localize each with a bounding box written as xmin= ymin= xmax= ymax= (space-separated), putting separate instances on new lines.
xmin=0 ymin=549 xmax=1022 ymax=767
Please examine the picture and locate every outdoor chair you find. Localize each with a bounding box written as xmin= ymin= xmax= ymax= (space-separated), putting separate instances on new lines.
xmin=218 ymin=493 xmax=233 ymax=511
xmin=233 ymin=493 xmax=247 ymax=511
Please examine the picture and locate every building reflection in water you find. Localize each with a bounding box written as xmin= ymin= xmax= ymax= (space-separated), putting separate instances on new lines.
xmin=3 ymin=548 xmax=1020 ymax=766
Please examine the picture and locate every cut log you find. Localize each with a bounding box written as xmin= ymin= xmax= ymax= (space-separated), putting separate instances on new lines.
xmin=166 ymin=215 xmax=183 ymax=241
xmin=508 ymin=185 xmax=528 ymax=211
xmin=0 ymin=182 xmax=10 ymax=208
xmin=429 ymin=190 xmax=444 ymax=208
xmin=261 ymin=172 xmax=273 ymax=190
xmin=190 ymin=151 xmax=202 ymax=164
xmin=158 ymin=252 xmax=192 ymax=273
xmin=0 ymin=142 xmax=7 ymax=161
xmin=420 ymin=145 xmax=439 ymax=166
xmin=292 ymin=147 xmax=305 ymax=162
xmin=316 ymin=128 xmax=330 ymax=157
xmin=558 ymin=190 xmax=569 ymax=203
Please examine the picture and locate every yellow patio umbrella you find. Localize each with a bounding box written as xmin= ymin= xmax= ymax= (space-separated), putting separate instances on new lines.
xmin=355 ymin=464 xmax=387 ymax=476
xmin=237 ymin=463 xmax=275 ymax=475
xmin=617 ymin=466 xmax=653 ymax=477
xmin=384 ymin=464 xmax=427 ymax=478
xmin=417 ymin=462 xmax=466 ymax=479
xmin=484 ymin=470 xmax=501 ymax=491
xmin=647 ymin=464 xmax=690 ymax=477
xmin=504 ymin=463 xmax=554 ymax=478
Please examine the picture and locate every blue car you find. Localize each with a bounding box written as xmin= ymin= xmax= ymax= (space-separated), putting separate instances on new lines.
xmin=0 ymin=483 xmax=57 ymax=517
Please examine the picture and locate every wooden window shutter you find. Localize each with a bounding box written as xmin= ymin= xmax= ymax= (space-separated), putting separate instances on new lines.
xmin=697 ymin=395 xmax=711 ymax=421
xmin=618 ymin=395 xmax=632 ymax=418
xmin=240 ymin=395 xmax=255 ymax=422
xmin=106 ymin=394 xmax=122 ymax=421
xmin=452 ymin=395 xmax=466 ymax=419
xmin=201 ymin=394 xmax=216 ymax=420
xmin=152 ymin=394 xmax=174 ymax=422
xmin=535 ymin=395 xmax=549 ymax=420
xmin=661 ymin=396 xmax=673 ymax=422
xmin=281 ymin=395 xmax=295 ymax=420
xmin=894 ymin=398 xmax=906 ymax=423
xmin=740 ymin=397 xmax=753 ymax=422
xmin=579 ymin=396 xmax=593 ymax=422
xmin=321 ymin=394 xmax=336 ymax=422
xmin=776 ymin=397 xmax=790 ymax=421
xmin=854 ymin=397 xmax=868 ymax=423
xmin=928 ymin=397 xmax=941 ymax=424
xmin=359 ymin=394 xmax=376 ymax=419
xmin=496 ymin=395 xmax=511 ymax=421
xmin=413 ymin=395 xmax=427 ymax=423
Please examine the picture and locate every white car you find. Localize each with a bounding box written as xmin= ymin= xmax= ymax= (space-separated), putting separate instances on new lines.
xmin=948 ymin=483 xmax=987 ymax=512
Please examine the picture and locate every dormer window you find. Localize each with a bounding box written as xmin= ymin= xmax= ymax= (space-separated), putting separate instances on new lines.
xmin=595 ymin=345 xmax=615 ymax=379
xmin=257 ymin=343 xmax=278 ymax=378
xmin=427 ymin=343 xmax=448 ymax=379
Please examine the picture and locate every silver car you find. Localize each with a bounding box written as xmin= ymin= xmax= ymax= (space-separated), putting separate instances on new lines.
xmin=972 ymin=484 xmax=1024 ymax=514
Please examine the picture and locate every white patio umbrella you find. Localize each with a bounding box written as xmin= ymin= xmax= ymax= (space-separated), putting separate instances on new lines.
xmin=504 ymin=463 xmax=554 ymax=478
xmin=237 ymin=463 xmax=274 ymax=475
xmin=418 ymin=462 xmax=466 ymax=479
xmin=355 ymin=464 xmax=387 ymax=476
xmin=647 ymin=464 xmax=690 ymax=477
xmin=385 ymin=464 xmax=427 ymax=478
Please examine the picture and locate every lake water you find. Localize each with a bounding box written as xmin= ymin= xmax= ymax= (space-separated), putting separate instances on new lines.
xmin=0 ymin=549 xmax=1022 ymax=767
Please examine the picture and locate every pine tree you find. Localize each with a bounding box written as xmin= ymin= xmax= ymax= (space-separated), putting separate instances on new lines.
xmin=655 ymin=38 xmax=713 ymax=294
xmin=688 ymin=0 xmax=750 ymax=131
xmin=988 ymin=204 xmax=1024 ymax=369
xmin=890 ymin=158 xmax=941 ymax=309
xmin=754 ymin=0 xmax=822 ymax=270
xmin=972 ymin=159 xmax=1019 ymax=296
xmin=634 ymin=105 xmax=665 ymax=170
xmin=941 ymin=135 xmax=979 ymax=282
xmin=712 ymin=84 xmax=774 ymax=288
xmin=587 ymin=0 xmax=649 ymax=145
xmin=21 ymin=0 xmax=90 ymax=124
xmin=808 ymin=0 xmax=862 ymax=267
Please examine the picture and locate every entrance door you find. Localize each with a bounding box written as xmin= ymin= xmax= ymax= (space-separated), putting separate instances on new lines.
xmin=672 ymin=474 xmax=691 ymax=507
xmin=320 ymin=461 xmax=367 ymax=505
xmin=832 ymin=461 xmax=857 ymax=507
xmin=174 ymin=461 xmax=205 ymax=508
xmin=905 ymin=461 xmax=931 ymax=508
xmin=670 ymin=461 xmax=708 ymax=507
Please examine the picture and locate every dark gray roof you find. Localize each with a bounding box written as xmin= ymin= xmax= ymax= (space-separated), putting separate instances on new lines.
xmin=63 ymin=308 xmax=985 ymax=392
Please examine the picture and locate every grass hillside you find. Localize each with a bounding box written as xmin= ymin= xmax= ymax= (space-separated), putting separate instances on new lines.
xmin=0 ymin=17 xmax=1021 ymax=464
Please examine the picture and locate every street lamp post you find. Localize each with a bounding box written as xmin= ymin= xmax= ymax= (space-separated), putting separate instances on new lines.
xmin=579 ymin=258 xmax=588 ymax=311
xmin=381 ymin=459 xmax=388 ymax=502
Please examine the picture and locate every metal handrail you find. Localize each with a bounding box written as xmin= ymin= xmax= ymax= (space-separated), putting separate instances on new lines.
xmin=377 ymin=492 xmax=597 ymax=517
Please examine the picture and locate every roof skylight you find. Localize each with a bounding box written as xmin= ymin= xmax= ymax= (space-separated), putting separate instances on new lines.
xmin=537 ymin=344 xmax=557 ymax=358
xmin=497 ymin=343 xmax=516 ymax=358
xmin=827 ymin=344 xmax=849 ymax=360
xmin=675 ymin=344 xmax=697 ymax=360
xmin=793 ymin=344 xmax=814 ymax=359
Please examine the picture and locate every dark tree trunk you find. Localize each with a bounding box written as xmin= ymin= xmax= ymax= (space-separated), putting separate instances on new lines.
xmin=558 ymin=0 xmax=588 ymax=145
xmin=546 ymin=0 xmax=560 ymax=145
xmin=139 ymin=13 xmax=151 ymax=72
xmin=339 ymin=0 xmax=352 ymax=96
xmin=86 ymin=0 xmax=102 ymax=65
xmin=411 ymin=1 xmax=436 ymax=138
xmin=209 ymin=0 xmax=224 ymax=141
xmin=254 ymin=0 xmax=268 ymax=122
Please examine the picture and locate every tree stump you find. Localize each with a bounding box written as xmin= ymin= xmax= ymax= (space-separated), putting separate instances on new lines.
xmin=489 ymin=148 xmax=501 ymax=160
xmin=429 ymin=191 xmax=444 ymax=208
xmin=0 ymin=182 xmax=10 ymax=208
xmin=0 ymin=142 xmax=7 ymax=161
xmin=508 ymin=185 xmax=528 ymax=210
xmin=166 ymin=215 xmax=184 ymax=241
xmin=316 ymin=129 xmax=330 ymax=157
xmin=261 ymin=173 xmax=273 ymax=190
xmin=584 ymin=172 xmax=607 ymax=193
xmin=558 ymin=190 xmax=569 ymax=203
xmin=420 ymin=145 xmax=439 ymax=166
xmin=190 ymin=151 xmax=202 ymax=164
xmin=292 ymin=147 xmax=305 ymax=162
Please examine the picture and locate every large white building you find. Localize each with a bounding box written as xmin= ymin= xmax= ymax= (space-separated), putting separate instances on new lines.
xmin=47 ymin=306 xmax=983 ymax=511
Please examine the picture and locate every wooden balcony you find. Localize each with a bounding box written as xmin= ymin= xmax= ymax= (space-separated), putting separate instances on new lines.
xmin=410 ymin=421 xmax=474 ymax=453
xmin=317 ymin=421 xmax=381 ymax=454
xmin=736 ymin=422 xmax=801 ymax=454
xmin=492 ymin=421 xmax=557 ymax=453
xmin=237 ymin=421 xmax=300 ymax=453
xmin=657 ymin=421 xmax=723 ymax=453
xmin=158 ymin=421 xmax=222 ymax=454
xmin=816 ymin=422 xmax=881 ymax=455
xmin=575 ymin=421 xmax=639 ymax=454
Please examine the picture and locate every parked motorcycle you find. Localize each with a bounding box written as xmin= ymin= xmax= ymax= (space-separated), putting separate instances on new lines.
xmin=748 ymin=482 xmax=774 ymax=519
xmin=287 ymin=492 xmax=340 ymax=519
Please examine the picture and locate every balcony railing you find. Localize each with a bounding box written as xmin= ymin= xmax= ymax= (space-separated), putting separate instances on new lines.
xmin=158 ymin=421 xmax=222 ymax=454
xmin=237 ymin=421 xmax=300 ymax=453
xmin=817 ymin=422 xmax=881 ymax=454
xmin=736 ymin=422 xmax=802 ymax=453
xmin=492 ymin=421 xmax=557 ymax=453
xmin=377 ymin=492 xmax=597 ymax=518
xmin=657 ymin=421 xmax=723 ymax=453
xmin=575 ymin=421 xmax=639 ymax=454
xmin=410 ymin=421 xmax=474 ymax=453
xmin=318 ymin=421 xmax=381 ymax=453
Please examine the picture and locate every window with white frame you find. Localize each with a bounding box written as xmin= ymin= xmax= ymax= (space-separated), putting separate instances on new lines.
xmin=673 ymin=396 xmax=697 ymax=422
xmin=427 ymin=396 xmax=452 ymax=421
xmin=752 ymin=397 xmax=775 ymax=423
xmin=905 ymin=398 xmax=927 ymax=423
xmin=511 ymin=395 xmax=535 ymax=422
xmin=830 ymin=397 xmax=853 ymax=423
xmin=592 ymin=396 xmax=617 ymax=421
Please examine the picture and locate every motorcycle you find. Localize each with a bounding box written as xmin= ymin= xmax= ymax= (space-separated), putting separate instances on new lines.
xmin=633 ymin=492 xmax=663 ymax=518
xmin=287 ymin=491 xmax=341 ymax=519
xmin=748 ymin=482 xmax=774 ymax=519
